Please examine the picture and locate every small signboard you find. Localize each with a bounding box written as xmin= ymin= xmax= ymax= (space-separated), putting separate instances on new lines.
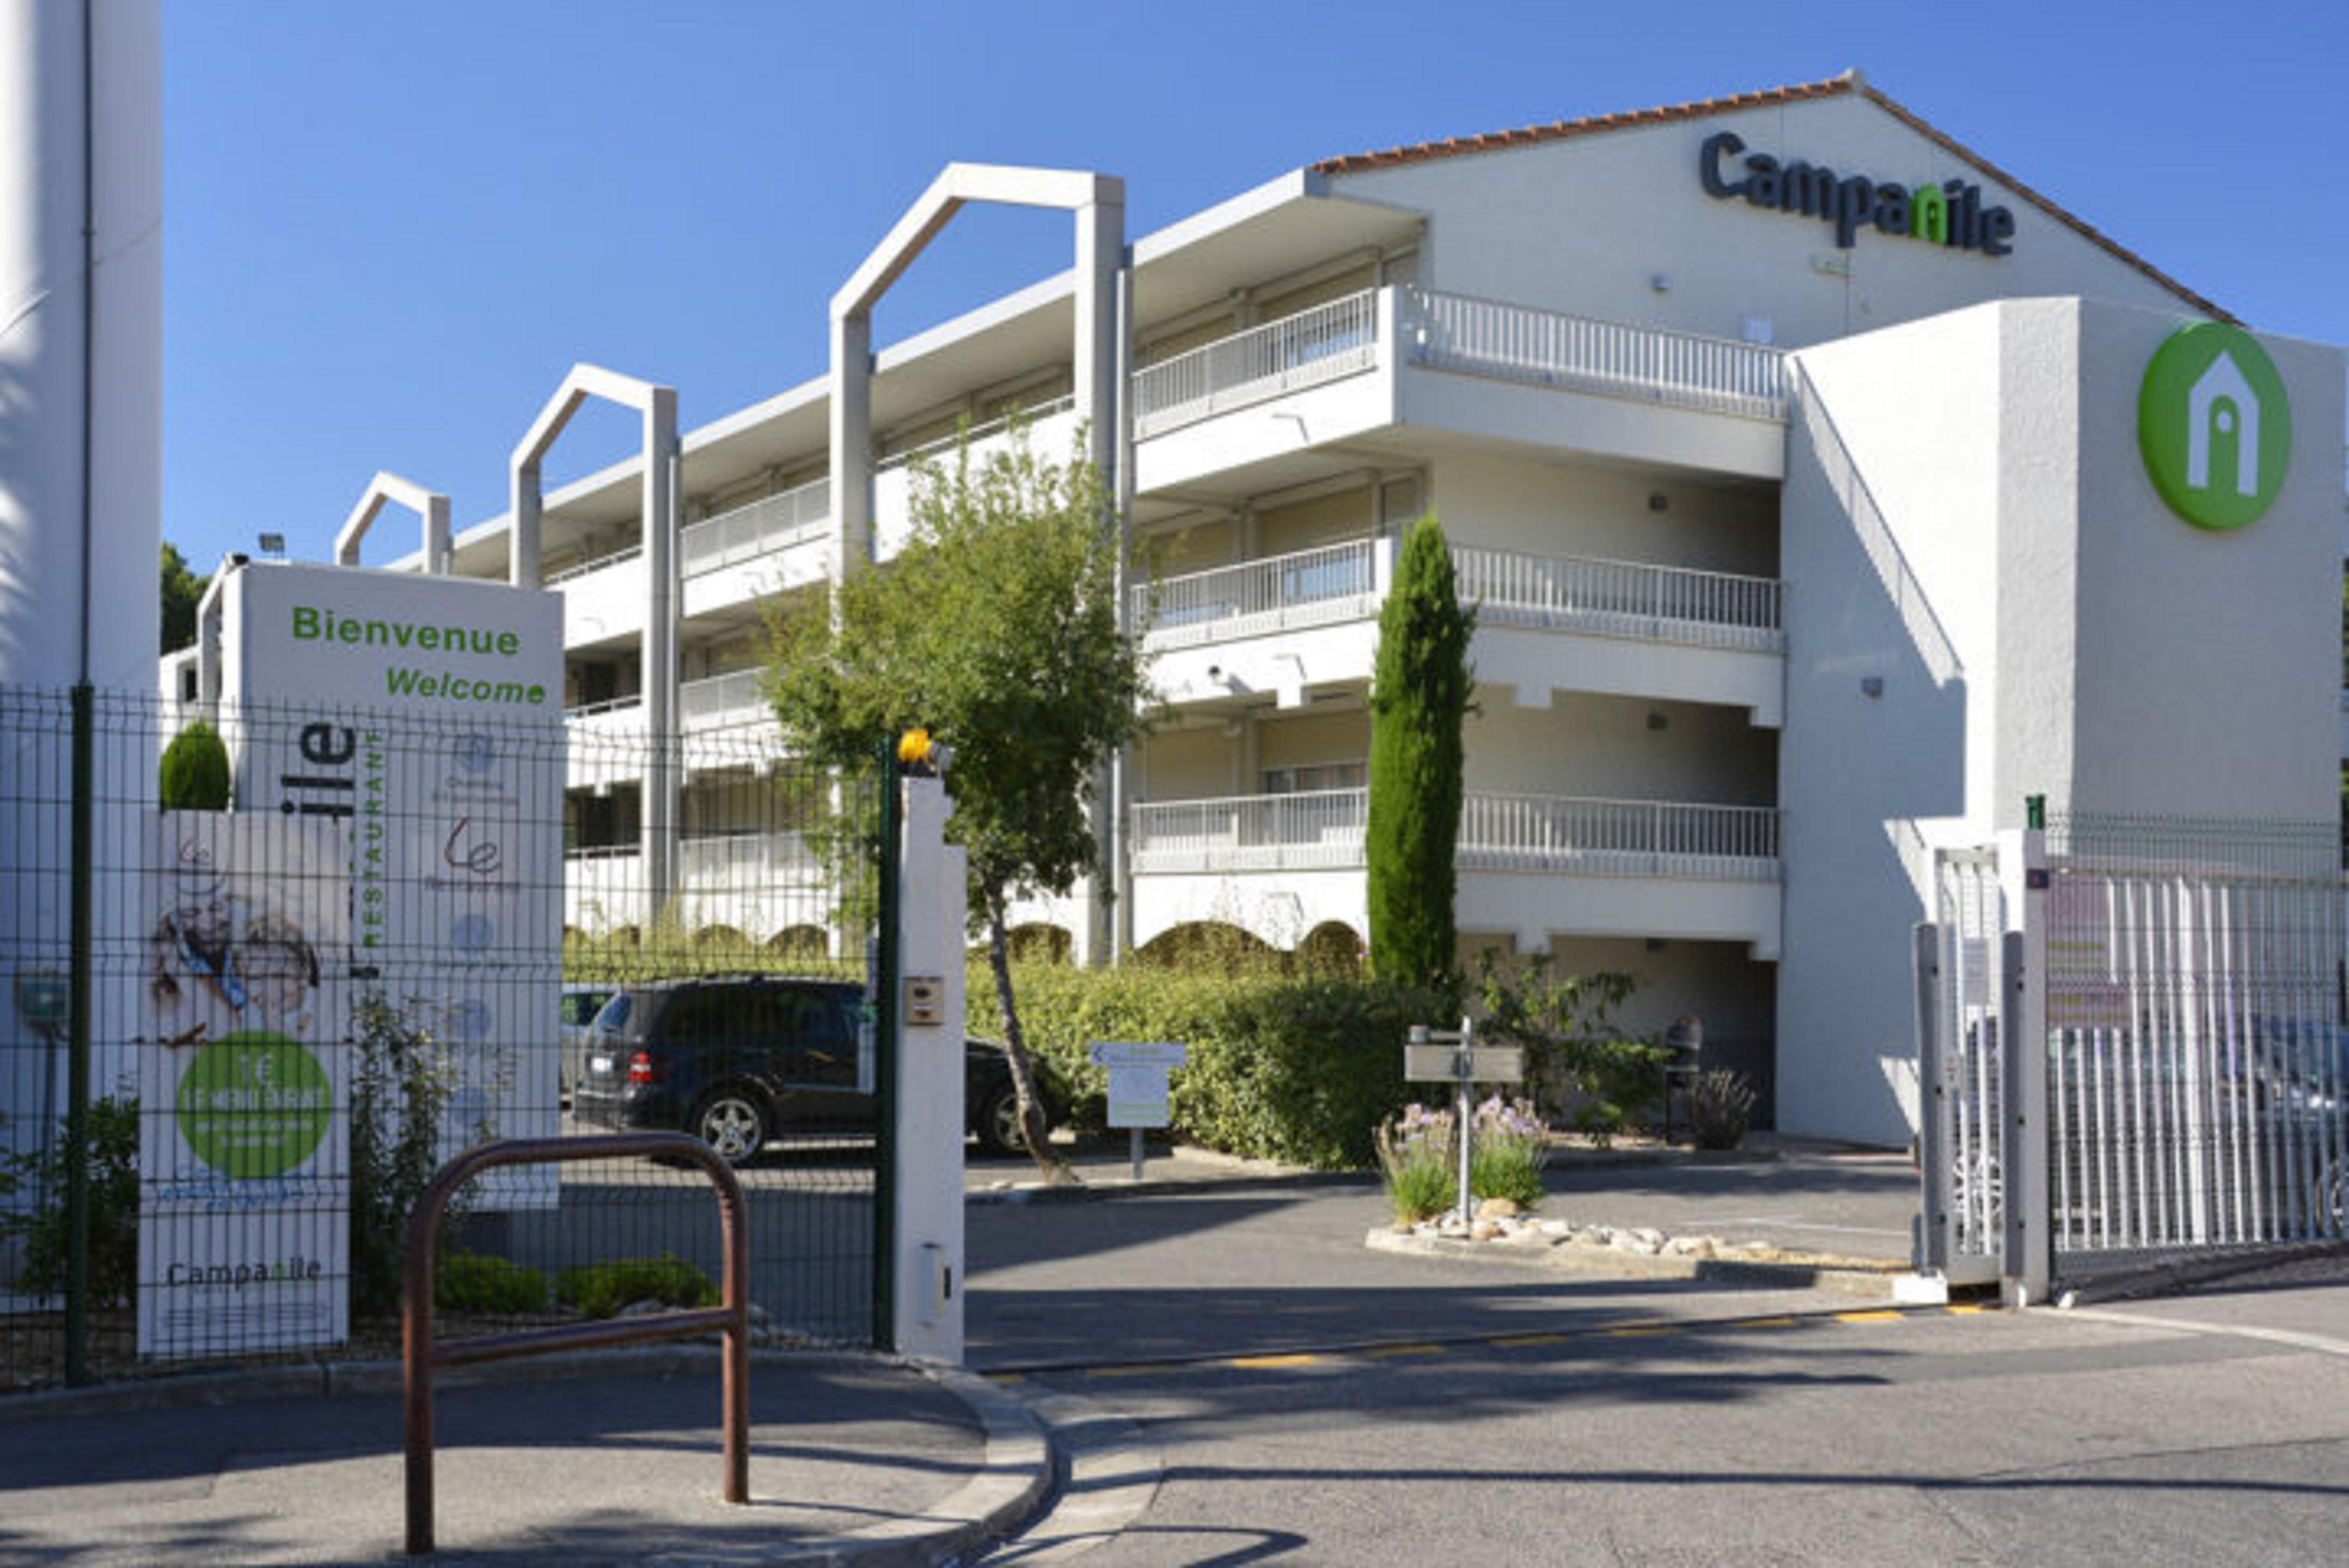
xmin=1404 ymin=1044 xmax=1524 ymax=1084
xmin=1090 ymin=1040 xmax=1188 ymax=1131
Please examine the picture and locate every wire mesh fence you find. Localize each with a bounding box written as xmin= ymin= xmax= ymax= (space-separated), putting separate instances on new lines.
xmin=1 ymin=681 xmax=884 ymax=1392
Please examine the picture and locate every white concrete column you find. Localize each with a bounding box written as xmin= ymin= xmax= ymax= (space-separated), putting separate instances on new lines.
xmin=830 ymin=310 xmax=872 ymax=572
xmin=892 ymin=775 xmax=967 ymax=1362
xmin=643 ymin=389 xmax=680 ymax=909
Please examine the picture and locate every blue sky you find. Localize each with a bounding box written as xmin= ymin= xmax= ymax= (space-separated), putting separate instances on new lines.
xmin=162 ymin=0 xmax=2347 ymax=572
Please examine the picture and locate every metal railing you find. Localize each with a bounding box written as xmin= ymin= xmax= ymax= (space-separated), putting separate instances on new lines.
xmin=1134 ymin=540 xmax=1379 ymax=647
xmin=545 ymin=543 xmax=644 ymax=587
xmin=681 ymin=479 xmax=830 ymax=578
xmin=1402 ymin=288 xmax=1787 ymax=420
xmin=679 ymin=669 xmax=767 ymax=731
xmin=1132 ymin=292 xmax=1380 ymax=438
xmin=1129 ymin=789 xmax=1369 ymax=873
xmin=402 ymin=1133 xmax=750 ymax=1555
xmin=876 ymin=395 xmax=1078 ymax=473
xmin=680 ymin=830 xmax=824 ymax=886
xmin=1130 ymin=788 xmax=1779 ymax=880
xmin=1452 ymin=544 xmax=1784 ymax=651
xmin=1458 ymin=792 xmax=1782 ymax=879
xmin=564 ymin=694 xmax=644 ymax=721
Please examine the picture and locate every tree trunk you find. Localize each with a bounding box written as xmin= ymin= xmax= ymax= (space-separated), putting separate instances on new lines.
xmin=983 ymin=883 xmax=1073 ymax=1184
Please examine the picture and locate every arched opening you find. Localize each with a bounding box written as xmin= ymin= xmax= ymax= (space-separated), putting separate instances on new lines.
xmin=1297 ymin=921 xmax=1366 ymax=976
xmin=1136 ymin=921 xmax=1275 ymax=970
xmin=1005 ymin=923 xmax=1074 ymax=965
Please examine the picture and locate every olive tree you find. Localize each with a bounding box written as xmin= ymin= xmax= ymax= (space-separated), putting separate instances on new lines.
xmin=763 ymin=423 xmax=1150 ymax=1180
xmin=1365 ymin=513 xmax=1474 ymax=995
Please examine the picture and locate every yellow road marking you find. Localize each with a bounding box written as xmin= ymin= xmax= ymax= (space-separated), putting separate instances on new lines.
xmin=1229 ymin=1353 xmax=1322 ymax=1369
xmin=1605 ymin=1321 xmax=1680 ymax=1337
xmin=1489 ymin=1333 xmax=1569 ymax=1348
xmin=1729 ymin=1316 xmax=1801 ymax=1330
xmin=1365 ymin=1343 xmax=1444 ymax=1358
xmin=1833 ymin=1310 xmax=1906 ymax=1325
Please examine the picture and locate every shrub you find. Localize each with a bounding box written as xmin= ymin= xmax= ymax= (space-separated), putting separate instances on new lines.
xmin=1467 ymin=1094 xmax=1549 ymax=1208
xmin=978 ymin=960 xmax=1449 ymax=1169
xmin=0 ymin=1091 xmax=140 ymax=1308
xmin=349 ymin=993 xmax=464 ymax=1319
xmin=1375 ymin=1103 xmax=1455 ymax=1223
xmin=1687 ymin=1070 xmax=1758 ymax=1152
xmin=436 ymin=1252 xmax=550 ymax=1315
xmin=556 ymin=1253 xmax=717 ymax=1319
xmin=159 ymin=721 xmax=231 ymax=811
xmin=1473 ymin=955 xmax=1667 ymax=1146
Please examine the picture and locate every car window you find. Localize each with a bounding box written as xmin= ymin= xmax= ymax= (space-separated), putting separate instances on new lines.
xmin=591 ymin=993 xmax=633 ymax=1037
xmin=561 ymin=991 xmax=608 ymax=1028
xmin=781 ymin=990 xmax=856 ymax=1087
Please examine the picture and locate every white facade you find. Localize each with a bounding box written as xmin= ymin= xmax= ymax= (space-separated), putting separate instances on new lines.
xmin=365 ymin=75 xmax=2342 ymax=1146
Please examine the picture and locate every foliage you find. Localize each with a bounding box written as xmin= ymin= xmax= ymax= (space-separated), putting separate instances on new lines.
xmin=1473 ymin=954 xmax=1666 ymax=1146
xmin=1468 ymin=1094 xmax=1550 ymax=1208
xmin=1686 ymin=1069 xmax=1758 ymax=1152
xmin=763 ymin=418 xmax=1152 ymax=1178
xmin=159 ymin=720 xmax=231 ymax=811
xmin=348 ymin=993 xmax=467 ymax=1319
xmin=0 ymin=1091 xmax=140 ymax=1308
xmin=1375 ymin=1103 xmax=1456 ymax=1223
xmin=985 ymin=958 xmax=1447 ymax=1169
xmin=1366 ymin=513 xmax=1475 ymax=997
xmin=436 ymin=1252 xmax=550 ymax=1315
xmin=555 ymin=1253 xmax=716 ymax=1319
xmin=161 ymin=541 xmax=209 ymax=654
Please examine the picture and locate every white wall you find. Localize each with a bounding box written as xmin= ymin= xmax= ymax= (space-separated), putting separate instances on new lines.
xmin=1331 ymin=89 xmax=2200 ymax=353
xmin=1778 ymin=297 xmax=2346 ymax=1146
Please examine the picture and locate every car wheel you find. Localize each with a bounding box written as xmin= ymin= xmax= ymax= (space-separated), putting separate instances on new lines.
xmin=975 ymin=1082 xmax=1028 ymax=1160
xmin=694 ymin=1089 xmax=770 ymax=1168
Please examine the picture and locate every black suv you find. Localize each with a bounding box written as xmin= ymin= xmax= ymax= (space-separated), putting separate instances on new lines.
xmin=571 ymin=976 xmax=1050 ymax=1165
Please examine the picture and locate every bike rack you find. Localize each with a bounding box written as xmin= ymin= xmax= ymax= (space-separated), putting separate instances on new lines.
xmin=402 ymin=1132 xmax=750 ymax=1556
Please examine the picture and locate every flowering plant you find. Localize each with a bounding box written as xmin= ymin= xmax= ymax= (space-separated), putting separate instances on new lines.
xmin=1374 ymin=1102 xmax=1455 ymax=1223
xmin=1468 ymin=1094 xmax=1549 ymax=1209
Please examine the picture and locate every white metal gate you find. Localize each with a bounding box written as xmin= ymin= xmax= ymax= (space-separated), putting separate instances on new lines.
xmin=1919 ymin=817 xmax=2349 ymax=1298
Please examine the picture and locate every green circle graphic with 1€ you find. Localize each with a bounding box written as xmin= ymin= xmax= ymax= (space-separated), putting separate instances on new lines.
xmin=176 ymin=1032 xmax=333 ymax=1178
xmin=2138 ymin=322 xmax=2291 ymax=532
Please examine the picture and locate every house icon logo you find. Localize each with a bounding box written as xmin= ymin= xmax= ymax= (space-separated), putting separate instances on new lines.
xmin=2139 ymin=322 xmax=2291 ymax=531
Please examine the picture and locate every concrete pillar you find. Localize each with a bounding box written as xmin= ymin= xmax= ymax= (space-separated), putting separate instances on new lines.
xmin=892 ymin=775 xmax=967 ymax=1362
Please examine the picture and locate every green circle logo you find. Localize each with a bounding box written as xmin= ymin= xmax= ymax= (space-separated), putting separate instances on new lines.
xmin=176 ymin=1032 xmax=332 ymax=1178
xmin=2138 ymin=321 xmax=2291 ymax=531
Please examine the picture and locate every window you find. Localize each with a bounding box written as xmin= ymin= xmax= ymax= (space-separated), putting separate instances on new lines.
xmin=1262 ymin=761 xmax=1367 ymax=795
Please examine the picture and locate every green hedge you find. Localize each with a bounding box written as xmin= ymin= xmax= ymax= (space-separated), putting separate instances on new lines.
xmin=970 ymin=961 xmax=1450 ymax=1170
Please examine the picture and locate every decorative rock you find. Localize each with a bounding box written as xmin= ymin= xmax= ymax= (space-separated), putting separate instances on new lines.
xmin=1475 ymin=1198 xmax=1522 ymax=1221
xmin=1470 ymin=1221 xmax=1501 ymax=1242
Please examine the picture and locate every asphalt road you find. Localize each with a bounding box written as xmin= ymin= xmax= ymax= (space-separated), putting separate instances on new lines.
xmin=965 ymin=1176 xmax=2349 ymax=1565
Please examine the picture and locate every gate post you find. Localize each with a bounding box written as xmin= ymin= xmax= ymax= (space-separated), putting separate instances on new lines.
xmin=1999 ymin=824 xmax=2052 ymax=1306
xmin=889 ymin=769 xmax=968 ymax=1363
xmin=1913 ymin=922 xmax=1950 ymax=1274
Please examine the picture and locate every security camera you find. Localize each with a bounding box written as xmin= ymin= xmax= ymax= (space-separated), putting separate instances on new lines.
xmin=1206 ymin=664 xmax=1224 ymax=681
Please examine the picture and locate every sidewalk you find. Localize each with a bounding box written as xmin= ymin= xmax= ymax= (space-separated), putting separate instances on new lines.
xmin=0 ymin=1349 xmax=1043 ymax=1567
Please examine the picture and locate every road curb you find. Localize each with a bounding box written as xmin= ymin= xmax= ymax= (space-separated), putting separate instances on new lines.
xmin=1363 ymin=1226 xmax=1907 ymax=1299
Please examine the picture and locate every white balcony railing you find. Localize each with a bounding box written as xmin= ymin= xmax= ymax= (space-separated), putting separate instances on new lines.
xmin=678 ymin=669 xmax=767 ymax=732
xmin=1133 ymin=538 xmax=1784 ymax=655
xmin=1458 ymin=793 xmax=1780 ymax=881
xmin=876 ymin=395 xmax=1078 ymax=474
xmin=1402 ymin=288 xmax=1787 ymax=420
xmin=682 ymin=479 xmax=830 ymax=578
xmin=678 ymin=831 xmax=823 ymax=887
xmin=1134 ymin=540 xmax=1379 ymax=648
xmin=1132 ymin=292 xmax=1379 ymax=439
xmin=1131 ymin=788 xmax=1779 ymax=881
xmin=1129 ymin=789 xmax=1369 ymax=873
xmin=546 ymin=544 xmax=644 ymax=588
xmin=1452 ymin=546 xmax=1784 ymax=652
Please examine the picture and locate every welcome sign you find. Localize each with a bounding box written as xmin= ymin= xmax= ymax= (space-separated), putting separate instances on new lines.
xmin=215 ymin=561 xmax=565 ymax=1204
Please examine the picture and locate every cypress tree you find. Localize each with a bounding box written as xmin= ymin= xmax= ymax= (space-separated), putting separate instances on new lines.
xmin=1366 ymin=513 xmax=1474 ymax=993
xmin=160 ymin=720 xmax=231 ymax=811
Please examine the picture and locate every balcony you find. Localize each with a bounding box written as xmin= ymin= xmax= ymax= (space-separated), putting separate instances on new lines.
xmin=680 ymin=479 xmax=834 ymax=617
xmin=679 ymin=670 xmax=767 ymax=733
xmin=669 ymin=831 xmax=830 ymax=943
xmin=1138 ymin=539 xmax=1787 ymax=720
xmin=872 ymin=400 xmax=1080 ymax=560
xmin=1130 ymin=287 xmax=1787 ymax=493
xmin=1128 ymin=787 xmax=1783 ymax=958
xmin=1131 ymin=788 xmax=1777 ymax=880
xmin=564 ymin=844 xmax=646 ymax=935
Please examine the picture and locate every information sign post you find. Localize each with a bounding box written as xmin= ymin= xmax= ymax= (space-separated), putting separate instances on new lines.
xmin=1403 ymin=1019 xmax=1525 ymax=1226
xmin=1088 ymin=1040 xmax=1188 ymax=1180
